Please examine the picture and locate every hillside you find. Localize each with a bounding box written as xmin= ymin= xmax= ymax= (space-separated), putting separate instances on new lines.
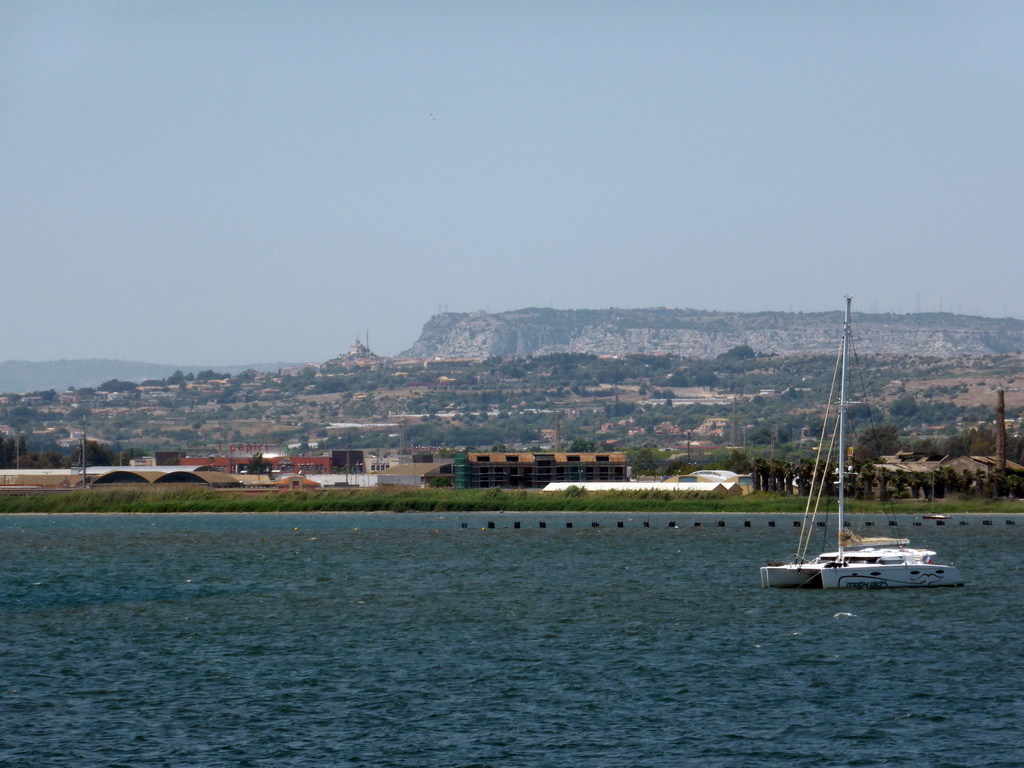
xmin=402 ymin=308 xmax=1024 ymax=360
xmin=1 ymin=346 xmax=1022 ymax=461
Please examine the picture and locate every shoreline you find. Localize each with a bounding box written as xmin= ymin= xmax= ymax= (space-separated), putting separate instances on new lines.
xmin=1 ymin=483 xmax=1022 ymax=516
xmin=1 ymin=509 xmax=1018 ymax=515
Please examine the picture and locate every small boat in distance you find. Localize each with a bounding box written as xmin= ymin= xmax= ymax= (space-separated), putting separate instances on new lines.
xmin=923 ymin=514 xmax=951 ymax=520
xmin=760 ymin=296 xmax=964 ymax=589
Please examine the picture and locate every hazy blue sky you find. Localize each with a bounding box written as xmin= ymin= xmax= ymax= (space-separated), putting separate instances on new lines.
xmin=4 ymin=1 xmax=1022 ymax=365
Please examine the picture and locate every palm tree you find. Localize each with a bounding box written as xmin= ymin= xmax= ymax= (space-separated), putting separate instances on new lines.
xmin=751 ymin=457 xmax=767 ymax=492
xmin=877 ymin=468 xmax=892 ymax=501
xmin=1007 ymin=473 xmax=1024 ymax=499
xmin=892 ymin=472 xmax=909 ymax=499
xmin=932 ymin=466 xmax=956 ymax=499
xmin=858 ymin=460 xmax=877 ymax=499
xmin=783 ymin=462 xmax=796 ymax=496
xmin=962 ymin=468 xmax=981 ymax=497
xmin=768 ymin=459 xmax=789 ymax=493
xmin=946 ymin=465 xmax=963 ymax=495
xmin=793 ymin=459 xmax=815 ymax=497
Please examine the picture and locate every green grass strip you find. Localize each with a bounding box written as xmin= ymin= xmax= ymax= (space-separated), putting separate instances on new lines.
xmin=0 ymin=486 xmax=1020 ymax=514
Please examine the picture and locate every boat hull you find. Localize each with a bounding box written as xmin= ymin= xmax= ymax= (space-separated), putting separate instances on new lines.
xmin=819 ymin=563 xmax=964 ymax=589
xmin=760 ymin=564 xmax=824 ymax=588
xmin=761 ymin=562 xmax=964 ymax=589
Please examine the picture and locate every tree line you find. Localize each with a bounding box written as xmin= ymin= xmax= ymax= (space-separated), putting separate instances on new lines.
xmin=748 ymin=455 xmax=1024 ymax=500
xmin=0 ymin=437 xmax=119 ymax=470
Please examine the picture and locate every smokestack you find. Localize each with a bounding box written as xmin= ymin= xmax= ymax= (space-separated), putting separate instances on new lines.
xmin=997 ymin=388 xmax=1006 ymax=472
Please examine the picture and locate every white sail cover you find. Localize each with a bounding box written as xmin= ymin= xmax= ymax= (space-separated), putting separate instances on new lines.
xmin=839 ymin=529 xmax=910 ymax=548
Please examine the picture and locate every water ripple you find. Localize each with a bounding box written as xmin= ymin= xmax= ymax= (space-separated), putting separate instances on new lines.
xmin=0 ymin=513 xmax=1019 ymax=767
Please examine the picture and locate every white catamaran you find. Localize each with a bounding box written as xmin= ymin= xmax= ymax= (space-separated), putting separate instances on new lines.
xmin=760 ymin=296 xmax=965 ymax=589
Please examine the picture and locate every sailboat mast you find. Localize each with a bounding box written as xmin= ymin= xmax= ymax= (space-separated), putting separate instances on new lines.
xmin=838 ymin=295 xmax=852 ymax=551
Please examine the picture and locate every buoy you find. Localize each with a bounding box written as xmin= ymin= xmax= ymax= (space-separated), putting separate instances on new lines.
xmin=960 ymin=520 xmax=968 ymax=526
xmin=592 ymin=522 xmax=599 ymax=528
xmin=487 ymin=521 xmax=495 ymax=529
xmin=566 ymin=522 xmax=573 ymax=528
xmin=743 ymin=520 xmax=751 ymax=527
xmin=768 ymin=521 xmax=775 ymax=527
xmin=1007 ymin=520 xmax=1016 ymax=525
xmin=668 ymin=521 xmax=676 ymax=528
xmin=617 ymin=521 xmax=624 ymax=528
xmin=793 ymin=521 xmax=801 ymax=527
xmin=817 ymin=522 xmax=825 ymax=527
xmin=693 ymin=521 xmax=700 ymax=526
xmin=539 ymin=521 xmax=546 ymax=528
xmin=984 ymin=520 xmax=992 ymax=526
xmin=718 ymin=521 xmax=725 ymax=527
xmin=514 ymin=521 xmax=520 ymax=529
xmin=643 ymin=521 xmax=650 ymax=528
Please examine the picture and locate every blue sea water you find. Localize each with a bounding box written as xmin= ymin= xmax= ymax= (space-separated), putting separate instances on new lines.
xmin=1 ymin=512 xmax=1021 ymax=768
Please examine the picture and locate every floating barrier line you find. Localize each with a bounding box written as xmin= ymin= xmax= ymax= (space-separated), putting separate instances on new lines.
xmin=472 ymin=517 xmax=1011 ymax=530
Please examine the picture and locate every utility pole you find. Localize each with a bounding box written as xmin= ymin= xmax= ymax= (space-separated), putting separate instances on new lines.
xmin=80 ymin=426 xmax=88 ymax=489
xmin=730 ymin=390 xmax=738 ymax=447
xmin=997 ymin=388 xmax=1007 ymax=473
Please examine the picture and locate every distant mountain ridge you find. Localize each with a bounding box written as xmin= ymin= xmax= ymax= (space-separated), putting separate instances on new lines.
xmin=8 ymin=307 xmax=1023 ymax=392
xmin=0 ymin=359 xmax=298 ymax=393
xmin=402 ymin=307 xmax=1024 ymax=359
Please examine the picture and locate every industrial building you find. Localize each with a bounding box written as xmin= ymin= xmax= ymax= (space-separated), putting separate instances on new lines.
xmin=454 ymin=451 xmax=629 ymax=489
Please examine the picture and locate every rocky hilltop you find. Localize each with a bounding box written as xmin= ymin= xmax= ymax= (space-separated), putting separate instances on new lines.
xmin=402 ymin=307 xmax=1024 ymax=359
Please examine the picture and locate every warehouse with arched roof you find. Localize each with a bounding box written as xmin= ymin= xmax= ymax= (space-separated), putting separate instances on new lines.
xmin=90 ymin=469 xmax=241 ymax=487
